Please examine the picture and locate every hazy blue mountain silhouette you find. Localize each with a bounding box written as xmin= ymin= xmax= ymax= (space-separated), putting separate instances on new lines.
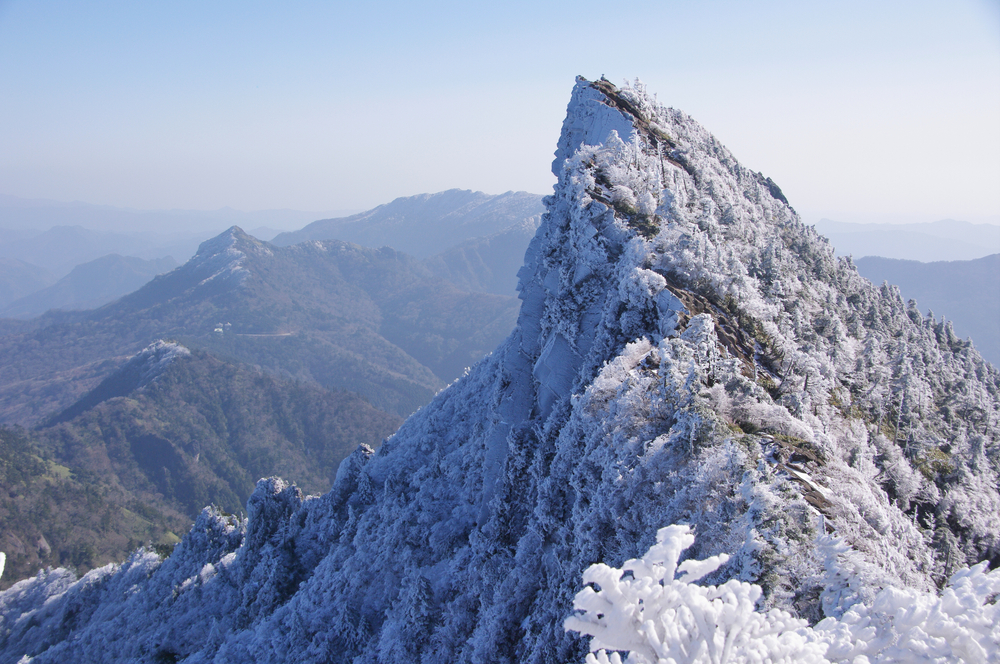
xmin=1 ymin=254 xmax=177 ymax=319
xmin=0 ymin=226 xmax=519 ymax=424
xmin=817 ymin=218 xmax=1000 ymax=262
xmin=272 ymin=189 xmax=544 ymax=258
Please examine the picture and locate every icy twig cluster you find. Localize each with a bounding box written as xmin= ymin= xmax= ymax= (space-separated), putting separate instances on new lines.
xmin=566 ymin=525 xmax=1000 ymax=664
xmin=816 ymin=560 xmax=1000 ymax=663
xmin=565 ymin=525 xmax=828 ymax=663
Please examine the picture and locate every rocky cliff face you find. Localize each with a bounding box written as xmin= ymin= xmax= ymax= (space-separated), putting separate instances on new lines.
xmin=1 ymin=78 xmax=997 ymax=664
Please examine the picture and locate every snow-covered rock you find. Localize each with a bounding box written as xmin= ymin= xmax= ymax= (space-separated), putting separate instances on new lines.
xmin=1 ymin=77 xmax=997 ymax=663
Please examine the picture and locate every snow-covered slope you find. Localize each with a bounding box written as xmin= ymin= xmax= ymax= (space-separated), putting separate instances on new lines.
xmin=1 ymin=78 xmax=997 ymax=663
xmin=854 ymin=253 xmax=1000 ymax=366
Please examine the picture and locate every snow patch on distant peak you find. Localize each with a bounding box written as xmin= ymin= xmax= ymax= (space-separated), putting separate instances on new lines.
xmin=191 ymin=226 xmax=261 ymax=287
xmin=123 ymin=340 xmax=191 ymax=390
xmin=194 ymin=226 xmax=243 ymax=256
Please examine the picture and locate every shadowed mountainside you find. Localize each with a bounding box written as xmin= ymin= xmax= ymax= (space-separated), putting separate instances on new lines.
xmin=422 ymin=216 xmax=542 ymax=296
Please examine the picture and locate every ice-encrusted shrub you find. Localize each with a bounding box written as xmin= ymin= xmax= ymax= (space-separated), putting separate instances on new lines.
xmin=566 ymin=525 xmax=1000 ymax=664
xmin=565 ymin=525 xmax=829 ymax=663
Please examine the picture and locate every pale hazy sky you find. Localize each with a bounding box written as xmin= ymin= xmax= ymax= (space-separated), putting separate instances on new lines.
xmin=1 ymin=0 xmax=998 ymax=225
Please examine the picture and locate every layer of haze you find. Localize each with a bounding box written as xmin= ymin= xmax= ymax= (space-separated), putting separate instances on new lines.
xmin=1 ymin=0 xmax=998 ymax=226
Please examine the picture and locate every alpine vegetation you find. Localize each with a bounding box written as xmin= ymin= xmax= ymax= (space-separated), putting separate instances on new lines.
xmin=0 ymin=78 xmax=997 ymax=663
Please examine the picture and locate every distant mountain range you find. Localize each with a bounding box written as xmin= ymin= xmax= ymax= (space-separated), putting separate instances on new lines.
xmin=0 ymin=192 xmax=544 ymax=585
xmin=0 ymin=211 xmax=529 ymax=585
xmin=816 ymin=218 xmax=1000 ymax=262
xmin=0 ymin=197 xmax=539 ymax=590
xmin=0 ymin=189 xmax=544 ymax=316
xmin=0 ymin=254 xmax=177 ymax=319
xmin=0 ymin=193 xmax=356 ymax=235
xmin=0 ymin=225 xmax=204 ymax=277
xmin=272 ymin=188 xmax=545 ymax=258
xmin=0 ymin=226 xmax=519 ymax=425
xmin=854 ymin=254 xmax=1000 ymax=366
xmin=0 ymin=258 xmax=54 ymax=308
xmin=422 ymin=216 xmax=543 ymax=296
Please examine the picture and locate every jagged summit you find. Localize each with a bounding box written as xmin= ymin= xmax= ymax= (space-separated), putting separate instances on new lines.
xmin=186 ymin=225 xmax=268 ymax=286
xmin=110 ymin=226 xmax=264 ymax=311
xmin=1 ymin=78 xmax=997 ymax=663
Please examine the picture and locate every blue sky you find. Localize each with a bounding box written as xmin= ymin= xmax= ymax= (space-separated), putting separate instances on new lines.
xmin=0 ymin=0 xmax=997 ymax=225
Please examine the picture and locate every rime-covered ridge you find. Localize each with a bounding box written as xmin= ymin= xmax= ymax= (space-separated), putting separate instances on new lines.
xmin=1 ymin=78 xmax=998 ymax=663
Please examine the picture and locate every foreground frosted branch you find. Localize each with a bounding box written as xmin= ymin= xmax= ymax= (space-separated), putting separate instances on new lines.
xmin=565 ymin=525 xmax=1000 ymax=664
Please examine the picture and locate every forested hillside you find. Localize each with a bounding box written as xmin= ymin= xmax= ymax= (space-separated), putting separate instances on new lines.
xmin=0 ymin=342 xmax=400 ymax=588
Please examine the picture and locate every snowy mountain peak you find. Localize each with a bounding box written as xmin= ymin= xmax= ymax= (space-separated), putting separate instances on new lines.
xmin=1 ymin=78 xmax=998 ymax=664
xmin=179 ymin=225 xmax=274 ymax=290
xmin=118 ymin=339 xmax=191 ymax=389
xmin=193 ymin=225 xmax=267 ymax=259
